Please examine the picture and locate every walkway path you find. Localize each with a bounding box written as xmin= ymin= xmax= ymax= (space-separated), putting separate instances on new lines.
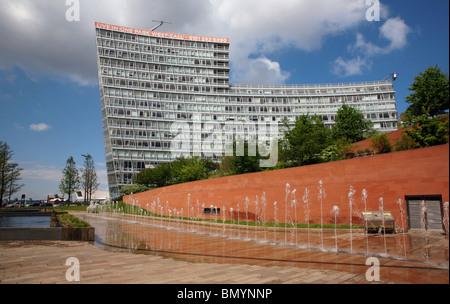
xmin=0 ymin=212 xmax=448 ymax=284
xmin=1 ymin=240 xmax=447 ymax=284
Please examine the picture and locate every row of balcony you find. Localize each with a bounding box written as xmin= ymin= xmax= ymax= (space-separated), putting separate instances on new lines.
xmin=101 ymin=85 xmax=398 ymax=103
xmin=97 ymin=39 xmax=230 ymax=59
xmin=97 ymin=31 xmax=230 ymax=51
xmin=98 ymin=51 xmax=230 ymax=70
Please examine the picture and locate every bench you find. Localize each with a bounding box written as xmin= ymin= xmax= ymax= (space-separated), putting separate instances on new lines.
xmin=362 ymin=211 xmax=396 ymax=233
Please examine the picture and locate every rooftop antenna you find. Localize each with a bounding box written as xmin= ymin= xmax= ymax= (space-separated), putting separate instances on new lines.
xmin=382 ymin=72 xmax=398 ymax=82
xmin=150 ymin=20 xmax=172 ymax=31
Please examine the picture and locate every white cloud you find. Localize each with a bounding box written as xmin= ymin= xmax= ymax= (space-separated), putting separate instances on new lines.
xmin=213 ymin=0 xmax=366 ymax=51
xmin=335 ymin=17 xmax=411 ymax=76
xmin=21 ymin=164 xmax=61 ymax=182
xmin=333 ymin=56 xmax=372 ymax=77
xmin=19 ymin=162 xmax=62 ymax=199
xmin=352 ymin=17 xmax=411 ymax=56
xmin=0 ymin=0 xmax=370 ymax=85
xmin=379 ymin=17 xmax=411 ymax=51
xmin=29 ymin=123 xmax=52 ymax=132
xmin=212 ymin=0 xmax=368 ymax=83
xmin=96 ymin=169 xmax=109 ymax=192
xmin=239 ymin=57 xmax=291 ymax=85
xmin=352 ymin=33 xmax=385 ymax=57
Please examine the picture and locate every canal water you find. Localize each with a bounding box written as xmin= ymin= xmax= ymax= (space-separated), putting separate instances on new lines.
xmin=0 ymin=216 xmax=51 ymax=228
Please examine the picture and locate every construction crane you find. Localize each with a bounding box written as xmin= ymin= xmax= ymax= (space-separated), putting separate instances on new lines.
xmin=150 ymin=20 xmax=172 ymax=31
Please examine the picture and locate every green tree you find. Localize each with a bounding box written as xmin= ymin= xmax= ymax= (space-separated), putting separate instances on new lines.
xmin=176 ymin=160 xmax=208 ymax=183
xmin=404 ymin=115 xmax=449 ymax=147
xmin=0 ymin=141 xmax=24 ymax=203
xmin=332 ymin=105 xmax=374 ymax=143
xmin=218 ymin=138 xmax=266 ymax=175
xmin=135 ymin=162 xmax=172 ymax=188
xmin=284 ymin=114 xmax=331 ymax=167
xmin=404 ymin=65 xmax=449 ymax=120
xmin=231 ymin=139 xmax=262 ymax=175
xmin=5 ymin=163 xmax=24 ymax=201
xmin=81 ymin=154 xmax=99 ymax=202
xmin=170 ymin=156 xmax=215 ymax=184
xmin=119 ymin=184 xmax=149 ymax=195
xmin=59 ymin=156 xmax=79 ymax=202
xmin=135 ymin=156 xmax=219 ymax=188
xmin=218 ymin=155 xmax=235 ymax=176
xmin=200 ymin=158 xmax=220 ymax=174
xmin=319 ymin=137 xmax=355 ymax=162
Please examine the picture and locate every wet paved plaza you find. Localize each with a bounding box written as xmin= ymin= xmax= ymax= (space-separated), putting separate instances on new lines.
xmin=83 ymin=212 xmax=449 ymax=267
xmin=0 ymin=211 xmax=448 ymax=284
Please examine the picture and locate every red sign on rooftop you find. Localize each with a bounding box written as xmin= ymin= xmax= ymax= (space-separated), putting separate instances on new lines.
xmin=95 ymin=22 xmax=229 ymax=44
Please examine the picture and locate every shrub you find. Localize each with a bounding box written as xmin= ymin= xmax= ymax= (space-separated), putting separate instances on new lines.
xmin=57 ymin=214 xmax=90 ymax=228
xmin=394 ymin=133 xmax=419 ymax=151
xmin=119 ymin=184 xmax=149 ymax=195
xmin=370 ymin=134 xmax=393 ymax=154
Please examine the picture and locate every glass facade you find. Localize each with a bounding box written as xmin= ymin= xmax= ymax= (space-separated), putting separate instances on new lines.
xmin=95 ymin=23 xmax=399 ymax=197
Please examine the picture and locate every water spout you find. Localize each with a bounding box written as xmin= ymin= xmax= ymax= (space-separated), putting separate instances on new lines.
xmin=348 ymin=186 xmax=356 ymax=253
xmin=303 ymin=187 xmax=311 ymax=247
xmin=318 ymin=180 xmax=326 ymax=250
xmin=331 ymin=205 xmax=340 ymax=252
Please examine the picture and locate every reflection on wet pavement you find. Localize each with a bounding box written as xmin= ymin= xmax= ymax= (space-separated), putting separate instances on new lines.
xmin=78 ymin=213 xmax=449 ymax=274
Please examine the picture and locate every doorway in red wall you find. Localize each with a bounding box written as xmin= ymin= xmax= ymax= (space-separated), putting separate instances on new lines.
xmin=405 ymin=195 xmax=444 ymax=232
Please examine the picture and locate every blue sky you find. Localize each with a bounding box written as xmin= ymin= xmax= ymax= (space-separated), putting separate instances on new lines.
xmin=0 ymin=0 xmax=448 ymax=200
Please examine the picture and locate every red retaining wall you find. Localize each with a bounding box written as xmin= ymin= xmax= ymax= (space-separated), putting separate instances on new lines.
xmin=125 ymin=144 xmax=449 ymax=229
xmin=350 ymin=126 xmax=412 ymax=153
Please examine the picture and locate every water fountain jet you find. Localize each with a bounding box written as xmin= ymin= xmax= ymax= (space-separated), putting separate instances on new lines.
xmin=348 ymin=186 xmax=356 ymax=253
xmin=443 ymin=202 xmax=449 ymax=236
xmin=222 ymin=205 xmax=226 ymax=236
xmin=245 ymin=197 xmax=249 ymax=240
xmin=362 ymin=189 xmax=369 ymax=255
xmin=396 ymin=198 xmax=408 ymax=260
xmin=291 ymin=189 xmax=298 ymax=246
xmin=331 ymin=205 xmax=340 ymax=252
xmin=285 ymin=183 xmax=290 ymax=246
xmin=274 ymin=201 xmax=278 ymax=244
xmin=379 ymin=197 xmax=387 ymax=256
xmin=318 ymin=180 xmax=326 ymax=250
xmin=302 ymin=187 xmax=311 ymax=248
xmin=420 ymin=200 xmax=430 ymax=261
xmin=237 ymin=204 xmax=240 ymax=239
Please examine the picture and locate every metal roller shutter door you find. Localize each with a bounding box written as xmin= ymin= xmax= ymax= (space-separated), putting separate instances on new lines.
xmin=406 ymin=196 xmax=443 ymax=231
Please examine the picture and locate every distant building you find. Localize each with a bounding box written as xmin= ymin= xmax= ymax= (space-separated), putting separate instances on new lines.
xmin=95 ymin=22 xmax=399 ymax=197
xmin=46 ymin=194 xmax=68 ymax=206
xmin=75 ymin=190 xmax=110 ymax=203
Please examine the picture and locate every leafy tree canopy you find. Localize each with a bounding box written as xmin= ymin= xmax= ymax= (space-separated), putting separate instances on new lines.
xmin=332 ymin=104 xmax=374 ymax=143
xmin=120 ymin=184 xmax=149 ymax=196
xmin=404 ymin=115 xmax=449 ymax=147
xmin=284 ymin=114 xmax=331 ymax=167
xmin=0 ymin=141 xmax=24 ymax=202
xmin=405 ymin=65 xmax=449 ymax=120
xmin=135 ymin=156 xmax=219 ymax=189
xmin=59 ymin=156 xmax=79 ymax=202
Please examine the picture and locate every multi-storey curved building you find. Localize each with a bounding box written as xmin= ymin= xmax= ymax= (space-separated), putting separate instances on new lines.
xmin=95 ymin=22 xmax=399 ymax=197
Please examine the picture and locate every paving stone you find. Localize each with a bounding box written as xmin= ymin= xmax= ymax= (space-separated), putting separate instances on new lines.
xmin=1 ymin=213 xmax=448 ymax=285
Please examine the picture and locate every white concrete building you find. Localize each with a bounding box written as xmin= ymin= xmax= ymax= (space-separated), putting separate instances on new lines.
xmin=95 ymin=22 xmax=399 ymax=197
